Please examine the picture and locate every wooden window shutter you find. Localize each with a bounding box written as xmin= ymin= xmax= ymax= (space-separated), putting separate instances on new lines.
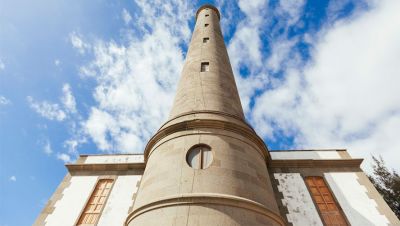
xmin=77 ymin=179 xmax=114 ymax=225
xmin=305 ymin=177 xmax=348 ymax=226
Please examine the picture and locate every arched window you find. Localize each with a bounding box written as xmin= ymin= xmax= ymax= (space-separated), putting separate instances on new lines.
xmin=186 ymin=145 xmax=213 ymax=169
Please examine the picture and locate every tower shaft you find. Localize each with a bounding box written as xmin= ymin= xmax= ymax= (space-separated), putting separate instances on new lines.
xmin=126 ymin=5 xmax=284 ymax=226
xmin=169 ymin=5 xmax=244 ymax=119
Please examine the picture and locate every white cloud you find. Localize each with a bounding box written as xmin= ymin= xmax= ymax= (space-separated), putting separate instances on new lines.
xmin=27 ymin=96 xmax=67 ymax=121
xmin=229 ymin=25 xmax=263 ymax=68
xmin=9 ymin=176 xmax=16 ymax=182
xmin=27 ymin=84 xmax=82 ymax=159
xmin=57 ymin=153 xmax=72 ymax=163
xmin=251 ymin=0 xmax=400 ymax=171
xmin=260 ymin=0 xmax=306 ymax=73
xmin=277 ymin=0 xmax=306 ymax=26
xmin=43 ymin=140 xmax=53 ymax=155
xmin=54 ymin=59 xmax=60 ymax=66
xmin=27 ymin=83 xmax=76 ymax=121
xmin=64 ymin=139 xmax=78 ymax=154
xmin=78 ymin=0 xmax=192 ymax=153
xmin=326 ymin=0 xmax=367 ymax=23
xmin=0 ymin=59 xmax=4 ymax=70
xmin=0 ymin=95 xmax=11 ymax=105
xmin=61 ymin=83 xmax=76 ymax=113
xmin=230 ymin=0 xmax=266 ymax=68
xmin=225 ymin=0 xmax=306 ymax=116
xmin=70 ymin=32 xmax=90 ymax=54
xmin=227 ymin=0 xmax=270 ymax=114
xmin=267 ymin=38 xmax=298 ymax=72
xmin=84 ymin=108 xmax=117 ymax=151
xmin=122 ymin=8 xmax=132 ymax=25
xmin=238 ymin=0 xmax=267 ymax=25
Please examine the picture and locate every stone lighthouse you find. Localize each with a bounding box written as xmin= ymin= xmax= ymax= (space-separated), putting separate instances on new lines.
xmin=126 ymin=4 xmax=284 ymax=225
xmin=34 ymin=4 xmax=400 ymax=226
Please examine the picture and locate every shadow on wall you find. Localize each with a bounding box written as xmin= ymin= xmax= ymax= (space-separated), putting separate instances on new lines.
xmin=191 ymin=204 xmax=282 ymax=226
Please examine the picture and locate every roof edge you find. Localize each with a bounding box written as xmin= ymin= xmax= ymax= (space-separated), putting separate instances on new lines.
xmin=79 ymin=153 xmax=144 ymax=157
xmin=268 ymin=158 xmax=363 ymax=169
xmin=269 ymin=149 xmax=347 ymax=152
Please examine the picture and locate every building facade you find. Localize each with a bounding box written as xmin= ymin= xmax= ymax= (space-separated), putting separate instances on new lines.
xmin=34 ymin=5 xmax=399 ymax=226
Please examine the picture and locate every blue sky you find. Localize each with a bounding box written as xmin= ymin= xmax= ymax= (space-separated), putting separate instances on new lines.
xmin=1 ymin=0 xmax=400 ymax=225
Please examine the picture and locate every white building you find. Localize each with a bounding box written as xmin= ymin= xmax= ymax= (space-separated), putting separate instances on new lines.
xmin=34 ymin=4 xmax=399 ymax=226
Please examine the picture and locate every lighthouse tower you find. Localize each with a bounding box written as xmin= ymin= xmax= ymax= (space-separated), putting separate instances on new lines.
xmin=125 ymin=4 xmax=284 ymax=226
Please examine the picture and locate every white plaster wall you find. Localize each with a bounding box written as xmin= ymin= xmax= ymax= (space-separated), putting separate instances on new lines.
xmin=274 ymin=173 xmax=323 ymax=226
xmin=45 ymin=176 xmax=98 ymax=226
xmin=325 ymin=172 xmax=390 ymax=226
xmin=97 ymin=175 xmax=142 ymax=226
xmin=271 ymin=151 xmax=341 ymax=160
xmin=84 ymin=154 xmax=144 ymax=164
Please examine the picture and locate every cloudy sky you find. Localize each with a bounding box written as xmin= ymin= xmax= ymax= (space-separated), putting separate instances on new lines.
xmin=1 ymin=0 xmax=399 ymax=225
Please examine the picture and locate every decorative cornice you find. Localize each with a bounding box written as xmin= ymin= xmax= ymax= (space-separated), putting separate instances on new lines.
xmin=65 ymin=163 xmax=145 ymax=172
xmin=162 ymin=110 xmax=247 ymax=130
xmin=268 ymin=159 xmax=363 ymax=168
xmin=270 ymin=148 xmax=347 ymax=152
xmin=144 ymin=118 xmax=270 ymax=162
xmin=125 ymin=193 xmax=285 ymax=226
xmin=79 ymin=153 xmax=144 ymax=157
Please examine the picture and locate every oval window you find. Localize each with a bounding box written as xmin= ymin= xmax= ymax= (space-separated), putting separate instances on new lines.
xmin=186 ymin=145 xmax=213 ymax=169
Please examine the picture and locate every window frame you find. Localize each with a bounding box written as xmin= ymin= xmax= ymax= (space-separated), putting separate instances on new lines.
xmin=186 ymin=144 xmax=213 ymax=169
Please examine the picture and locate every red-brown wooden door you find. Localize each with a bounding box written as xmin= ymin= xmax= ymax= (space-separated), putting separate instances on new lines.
xmin=77 ymin=179 xmax=114 ymax=225
xmin=305 ymin=177 xmax=348 ymax=226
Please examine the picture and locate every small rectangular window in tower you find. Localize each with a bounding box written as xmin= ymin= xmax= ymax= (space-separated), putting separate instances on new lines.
xmin=305 ymin=177 xmax=348 ymax=226
xmin=201 ymin=62 xmax=209 ymax=72
xmin=205 ymin=14 xmax=209 ymax=17
xmin=77 ymin=179 xmax=114 ymax=225
xmin=203 ymin=37 xmax=209 ymax=43
xmin=205 ymin=23 xmax=209 ymax=27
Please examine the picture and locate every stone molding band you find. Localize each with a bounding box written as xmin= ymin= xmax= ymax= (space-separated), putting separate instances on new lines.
xmin=163 ymin=110 xmax=248 ymax=129
xmin=125 ymin=193 xmax=285 ymax=226
xmin=268 ymin=159 xmax=363 ymax=168
xmin=65 ymin=163 xmax=145 ymax=172
xmin=144 ymin=118 xmax=270 ymax=162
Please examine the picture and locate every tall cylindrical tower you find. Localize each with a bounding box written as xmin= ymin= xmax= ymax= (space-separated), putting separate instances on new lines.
xmin=126 ymin=5 xmax=284 ymax=226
